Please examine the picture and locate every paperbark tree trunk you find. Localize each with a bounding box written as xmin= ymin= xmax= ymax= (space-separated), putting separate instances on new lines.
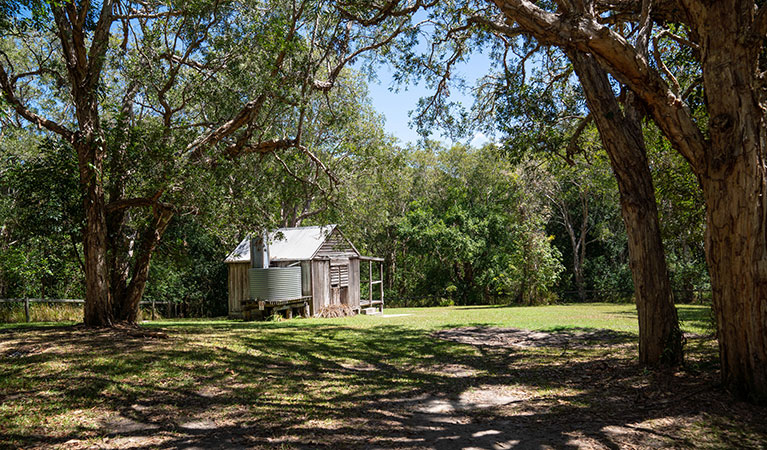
xmin=693 ymin=1 xmax=767 ymax=400
xmin=76 ymin=138 xmax=112 ymax=327
xmin=570 ymin=51 xmax=683 ymax=366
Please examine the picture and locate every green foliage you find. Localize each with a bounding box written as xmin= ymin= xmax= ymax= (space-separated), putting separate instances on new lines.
xmin=646 ymin=124 xmax=709 ymax=302
xmin=372 ymin=144 xmax=563 ymax=305
xmin=0 ymin=137 xmax=84 ymax=299
xmin=143 ymin=217 xmax=229 ymax=317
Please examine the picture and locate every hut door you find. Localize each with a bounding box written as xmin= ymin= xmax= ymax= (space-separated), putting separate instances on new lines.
xmin=330 ymin=263 xmax=349 ymax=305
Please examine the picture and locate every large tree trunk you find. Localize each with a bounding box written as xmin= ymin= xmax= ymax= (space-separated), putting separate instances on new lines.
xmin=695 ymin=2 xmax=767 ymax=401
xmin=703 ymin=156 xmax=767 ymax=401
xmin=76 ymin=139 xmax=112 ymax=327
xmin=112 ymin=210 xmax=174 ymax=324
xmin=570 ymin=51 xmax=683 ymax=366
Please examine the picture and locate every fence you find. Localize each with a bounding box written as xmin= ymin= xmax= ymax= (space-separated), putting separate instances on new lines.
xmin=0 ymin=298 xmax=173 ymax=322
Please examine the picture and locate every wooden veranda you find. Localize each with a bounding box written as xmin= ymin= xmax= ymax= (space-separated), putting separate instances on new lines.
xmin=359 ymin=256 xmax=384 ymax=314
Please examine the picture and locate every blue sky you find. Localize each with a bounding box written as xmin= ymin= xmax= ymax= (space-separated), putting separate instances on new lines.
xmin=365 ymin=55 xmax=495 ymax=147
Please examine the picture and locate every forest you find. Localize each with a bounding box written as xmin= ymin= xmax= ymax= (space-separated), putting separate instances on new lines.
xmin=1 ymin=0 xmax=766 ymax=420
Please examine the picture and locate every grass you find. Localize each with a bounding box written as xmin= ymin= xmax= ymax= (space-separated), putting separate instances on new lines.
xmin=150 ymin=303 xmax=714 ymax=336
xmin=0 ymin=303 xmax=763 ymax=450
xmin=0 ymin=303 xmax=161 ymax=325
xmin=0 ymin=303 xmax=82 ymax=324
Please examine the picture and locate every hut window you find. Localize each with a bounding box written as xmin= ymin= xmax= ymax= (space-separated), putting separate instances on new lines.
xmin=330 ymin=264 xmax=349 ymax=287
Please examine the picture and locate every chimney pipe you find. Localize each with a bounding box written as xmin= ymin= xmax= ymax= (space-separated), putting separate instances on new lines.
xmin=250 ymin=232 xmax=270 ymax=269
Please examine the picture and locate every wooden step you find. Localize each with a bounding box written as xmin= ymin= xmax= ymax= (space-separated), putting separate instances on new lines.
xmin=361 ymin=307 xmax=380 ymax=315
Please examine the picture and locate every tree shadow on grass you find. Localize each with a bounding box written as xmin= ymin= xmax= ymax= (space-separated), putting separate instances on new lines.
xmin=675 ymin=305 xmax=715 ymax=335
xmin=609 ymin=304 xmax=715 ymax=335
xmin=0 ymin=321 xmax=764 ymax=449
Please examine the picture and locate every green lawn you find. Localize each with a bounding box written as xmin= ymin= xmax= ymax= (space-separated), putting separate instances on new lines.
xmin=148 ymin=302 xmax=714 ymax=334
xmin=1 ymin=303 xmax=763 ymax=450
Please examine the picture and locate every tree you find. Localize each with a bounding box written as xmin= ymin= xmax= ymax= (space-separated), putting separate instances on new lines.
xmin=0 ymin=0 xmax=418 ymax=326
xmin=480 ymin=0 xmax=767 ymax=400
xmin=541 ymin=159 xmax=606 ymax=301
xmin=568 ymin=50 xmax=683 ymax=365
xmin=391 ymin=4 xmax=683 ymax=364
xmin=391 ymin=143 xmax=563 ymax=304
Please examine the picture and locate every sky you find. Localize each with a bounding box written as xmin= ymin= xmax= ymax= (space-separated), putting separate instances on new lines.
xmin=364 ymin=54 xmax=495 ymax=148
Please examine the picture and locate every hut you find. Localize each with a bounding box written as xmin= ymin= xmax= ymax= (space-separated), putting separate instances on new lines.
xmin=224 ymin=225 xmax=384 ymax=319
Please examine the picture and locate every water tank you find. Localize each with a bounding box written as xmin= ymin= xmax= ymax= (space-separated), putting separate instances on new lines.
xmin=249 ymin=267 xmax=302 ymax=300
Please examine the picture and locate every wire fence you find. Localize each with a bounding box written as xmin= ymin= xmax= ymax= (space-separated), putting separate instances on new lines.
xmin=0 ymin=298 xmax=174 ymax=322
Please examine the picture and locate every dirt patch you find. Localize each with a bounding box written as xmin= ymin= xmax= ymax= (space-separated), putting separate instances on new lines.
xmin=101 ymin=414 xmax=160 ymax=434
xmin=433 ymin=326 xmax=633 ymax=349
xmin=416 ymin=385 xmax=528 ymax=414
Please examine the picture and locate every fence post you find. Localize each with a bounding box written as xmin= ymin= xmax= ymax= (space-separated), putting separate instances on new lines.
xmin=151 ymin=298 xmax=156 ymax=321
xmin=24 ymin=298 xmax=30 ymax=323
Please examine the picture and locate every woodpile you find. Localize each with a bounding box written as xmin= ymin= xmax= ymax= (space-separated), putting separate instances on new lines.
xmin=316 ymin=304 xmax=354 ymax=318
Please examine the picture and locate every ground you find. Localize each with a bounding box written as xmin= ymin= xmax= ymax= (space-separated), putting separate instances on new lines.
xmin=1 ymin=303 xmax=765 ymax=449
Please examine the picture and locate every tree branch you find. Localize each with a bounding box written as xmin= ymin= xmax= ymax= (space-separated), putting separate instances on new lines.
xmin=224 ymin=138 xmax=299 ymax=158
xmin=467 ymin=15 xmax=523 ymax=37
xmin=105 ymin=191 xmax=176 ymax=214
xmin=313 ymin=21 xmax=407 ymax=92
xmin=87 ymin=0 xmax=115 ymax=92
xmin=652 ymin=33 xmax=681 ymax=95
xmin=113 ymin=9 xmax=184 ymax=20
xmin=336 ymin=0 xmax=437 ymax=27
xmin=488 ymin=0 xmax=707 ymax=172
xmin=0 ymin=65 xmax=74 ymax=141
xmin=295 ymin=206 xmax=328 ymax=224
xmin=186 ymin=4 xmax=302 ymax=155
xmin=566 ymin=113 xmax=592 ymax=163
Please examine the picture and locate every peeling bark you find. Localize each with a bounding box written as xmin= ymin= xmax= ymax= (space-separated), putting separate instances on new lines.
xmin=570 ymin=51 xmax=683 ymax=366
xmin=692 ymin=0 xmax=767 ymax=401
xmin=76 ymin=138 xmax=112 ymax=327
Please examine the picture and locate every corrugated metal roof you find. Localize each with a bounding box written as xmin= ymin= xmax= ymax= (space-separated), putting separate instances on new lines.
xmin=225 ymin=225 xmax=341 ymax=263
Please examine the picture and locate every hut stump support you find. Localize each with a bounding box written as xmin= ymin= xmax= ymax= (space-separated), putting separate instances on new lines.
xmin=380 ymin=261 xmax=384 ymax=314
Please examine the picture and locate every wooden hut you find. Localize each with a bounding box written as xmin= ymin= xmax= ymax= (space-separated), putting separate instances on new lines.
xmin=224 ymin=225 xmax=383 ymax=318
